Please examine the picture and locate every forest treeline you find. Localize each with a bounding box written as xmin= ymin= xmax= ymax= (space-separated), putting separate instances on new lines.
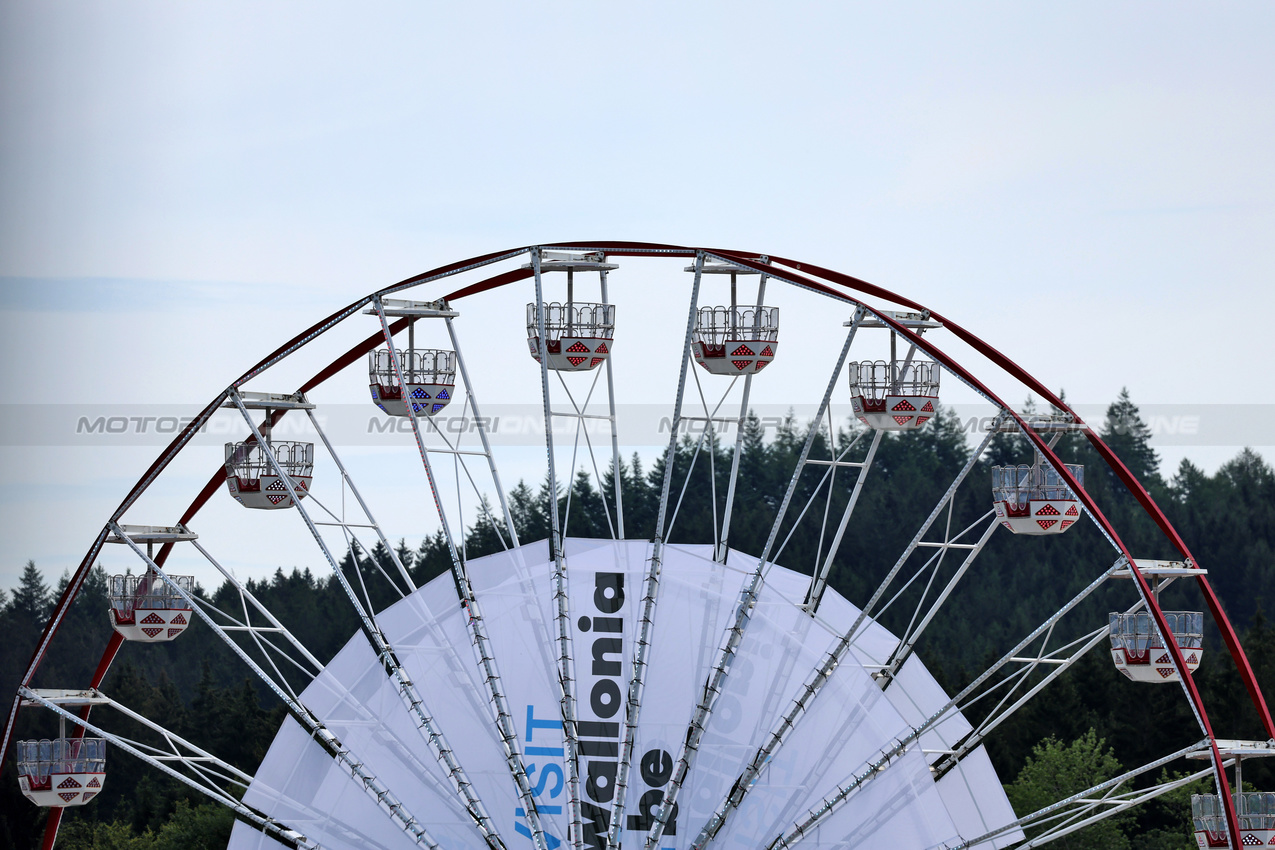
xmin=2 ymin=391 xmax=1274 ymax=849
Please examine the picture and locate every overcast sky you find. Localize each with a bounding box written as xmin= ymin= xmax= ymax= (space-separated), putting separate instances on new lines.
xmin=1 ymin=2 xmax=1272 ymax=592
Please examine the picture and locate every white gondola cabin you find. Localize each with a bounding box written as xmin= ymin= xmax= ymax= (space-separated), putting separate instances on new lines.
xmin=369 ymin=348 xmax=456 ymax=417
xmin=109 ymin=572 xmax=194 ymax=642
xmin=688 ymin=261 xmax=779 ymax=374
xmin=526 ymin=252 xmax=618 ymax=372
xmin=848 ymin=360 xmax=941 ymax=430
xmin=104 ymin=525 xmax=198 ymax=642
xmin=1109 ymin=559 xmax=1206 ymax=683
xmin=363 ymin=299 xmax=462 ymax=416
xmin=223 ymin=392 xmax=316 ymax=510
xmin=1109 ymin=611 xmax=1203 ymax=682
xmin=847 ymin=311 xmax=943 ymax=430
xmin=1189 ymin=743 xmax=1275 ymax=848
xmin=991 ymin=459 xmax=1084 ymax=535
xmin=1193 ymin=793 xmax=1275 ymax=848
xmin=16 ymin=737 xmax=106 ymax=807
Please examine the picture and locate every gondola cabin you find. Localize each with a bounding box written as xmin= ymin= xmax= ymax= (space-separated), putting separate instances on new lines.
xmin=847 ymin=311 xmax=943 ymax=430
xmin=104 ymin=525 xmax=198 ymax=642
xmin=848 ymin=360 xmax=941 ymax=430
xmin=1109 ymin=610 xmax=1203 ymax=682
xmin=16 ymin=737 xmax=106 ymax=807
xmin=223 ymin=392 xmax=316 ymax=510
xmin=1190 ymin=744 xmax=1275 ymax=849
xmin=687 ymin=260 xmax=779 ymax=374
xmin=362 ymin=298 xmax=462 ymax=416
xmin=1109 ymin=559 xmax=1206 ymax=683
xmin=526 ymin=251 xmax=617 ymax=372
xmin=991 ymin=459 xmax=1084 ymax=535
xmin=109 ymin=572 xmax=194 ymax=642
xmin=369 ymin=348 xmax=456 ymax=416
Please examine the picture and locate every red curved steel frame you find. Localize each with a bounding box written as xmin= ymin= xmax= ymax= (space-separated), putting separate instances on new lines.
xmin=8 ymin=241 xmax=1267 ymax=850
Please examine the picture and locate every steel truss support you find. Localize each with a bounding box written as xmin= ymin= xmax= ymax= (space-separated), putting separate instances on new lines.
xmin=304 ymin=406 xmax=419 ymax=592
xmin=931 ymin=622 xmax=1112 ymax=781
xmin=446 ymin=315 xmax=521 ymax=548
xmin=106 ymin=521 xmax=443 ymax=850
xmin=948 ymin=740 xmax=1214 ymax=849
xmin=715 ymin=263 xmax=769 ymax=563
xmin=879 ymin=510 xmax=1000 ymax=683
xmin=649 ymin=307 xmax=867 ymax=850
xmin=759 ymin=558 xmax=1126 ymax=850
xmin=842 ymin=418 xmax=1003 ymax=652
xmin=528 ymin=252 xmax=585 ymax=850
xmin=804 ymin=426 xmax=882 ymax=612
xmin=608 ymin=252 xmax=705 ymax=850
xmin=21 ymin=688 xmax=321 ymax=850
xmin=367 ymin=305 xmax=548 ymax=850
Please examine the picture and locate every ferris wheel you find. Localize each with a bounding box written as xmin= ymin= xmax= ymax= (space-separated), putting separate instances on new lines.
xmin=5 ymin=242 xmax=1273 ymax=850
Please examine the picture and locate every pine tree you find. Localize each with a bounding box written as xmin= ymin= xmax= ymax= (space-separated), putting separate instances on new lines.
xmin=1101 ymin=388 xmax=1161 ymax=485
xmin=12 ymin=560 xmax=50 ymax=622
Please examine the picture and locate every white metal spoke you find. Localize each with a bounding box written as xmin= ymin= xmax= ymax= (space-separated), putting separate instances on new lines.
xmin=607 ymin=252 xmax=704 ymax=850
xmin=664 ymin=378 xmax=736 ymax=543
xmin=881 ymin=511 xmax=1000 ymax=680
xmin=842 ymin=419 xmax=1003 ymax=645
xmin=715 ymin=268 xmax=768 ymax=563
xmin=446 ymin=316 xmax=521 ymax=547
xmin=805 ymin=428 xmax=883 ymax=612
xmin=768 ymin=428 xmax=870 ymax=571
xmin=307 ymin=406 xmax=418 ymax=591
xmin=598 ymin=268 xmax=625 ymax=538
xmin=529 ymin=250 xmax=584 ymax=850
xmin=369 ymin=304 xmax=547 ymax=850
xmin=649 ymin=309 xmax=865 ymax=849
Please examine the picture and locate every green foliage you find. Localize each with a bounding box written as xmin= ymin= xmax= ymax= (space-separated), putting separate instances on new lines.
xmin=1006 ymin=729 xmax=1132 ymax=850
